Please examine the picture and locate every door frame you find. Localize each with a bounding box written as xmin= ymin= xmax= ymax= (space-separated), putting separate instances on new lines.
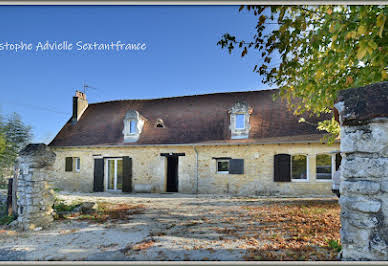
xmin=166 ymin=156 xmax=179 ymax=192
xmin=104 ymin=158 xmax=123 ymax=191
xmin=160 ymin=153 xmax=185 ymax=193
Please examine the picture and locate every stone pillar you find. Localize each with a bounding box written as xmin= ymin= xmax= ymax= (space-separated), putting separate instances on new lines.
xmin=15 ymin=143 xmax=56 ymax=231
xmin=335 ymin=81 xmax=388 ymax=260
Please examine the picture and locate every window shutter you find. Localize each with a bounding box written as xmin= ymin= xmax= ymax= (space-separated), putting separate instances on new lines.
xmin=274 ymin=154 xmax=291 ymax=182
xmin=229 ymin=159 xmax=244 ymax=174
xmin=335 ymin=153 xmax=342 ymax=171
xmin=122 ymin=156 xmax=133 ymax=193
xmin=65 ymin=157 xmax=73 ymax=172
xmin=93 ymin=159 xmax=104 ymax=192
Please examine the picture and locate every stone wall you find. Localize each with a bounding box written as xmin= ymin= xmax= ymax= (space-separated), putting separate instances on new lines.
xmin=15 ymin=144 xmax=56 ymax=231
xmin=50 ymin=142 xmax=338 ymax=196
xmin=335 ymin=81 xmax=388 ymax=260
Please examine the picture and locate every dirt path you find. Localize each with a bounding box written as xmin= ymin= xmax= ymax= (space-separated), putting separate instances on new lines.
xmin=0 ymin=192 xmax=338 ymax=261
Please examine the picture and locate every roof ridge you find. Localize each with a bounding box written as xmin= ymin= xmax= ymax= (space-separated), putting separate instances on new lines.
xmin=88 ymin=88 xmax=279 ymax=105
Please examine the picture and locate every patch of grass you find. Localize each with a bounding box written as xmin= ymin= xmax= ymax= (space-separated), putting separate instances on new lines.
xmin=53 ymin=200 xmax=80 ymax=213
xmin=0 ymin=215 xmax=15 ymax=225
xmin=53 ymin=188 xmax=61 ymax=192
xmin=78 ymin=214 xmax=96 ymax=220
xmin=70 ymin=202 xmax=146 ymax=223
xmin=52 ymin=199 xmax=81 ymax=220
xmin=327 ymin=239 xmax=342 ymax=252
xmin=53 ymin=200 xmax=145 ymax=223
xmin=95 ymin=202 xmax=145 ymax=220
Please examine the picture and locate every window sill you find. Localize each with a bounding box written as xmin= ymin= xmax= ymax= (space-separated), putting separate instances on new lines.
xmin=291 ymin=179 xmax=309 ymax=182
xmin=216 ymin=171 xmax=229 ymax=174
xmin=316 ymin=179 xmax=332 ymax=182
xmin=105 ymin=189 xmax=123 ymax=193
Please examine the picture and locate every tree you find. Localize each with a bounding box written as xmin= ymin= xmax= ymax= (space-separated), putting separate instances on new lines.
xmin=218 ymin=5 xmax=388 ymax=142
xmin=2 ymin=112 xmax=32 ymax=152
xmin=0 ymin=112 xmax=33 ymax=179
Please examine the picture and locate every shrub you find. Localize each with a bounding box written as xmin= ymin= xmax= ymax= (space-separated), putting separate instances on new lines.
xmin=0 ymin=215 xmax=15 ymax=225
xmin=52 ymin=200 xmax=80 ymax=213
xmin=328 ymin=239 xmax=342 ymax=252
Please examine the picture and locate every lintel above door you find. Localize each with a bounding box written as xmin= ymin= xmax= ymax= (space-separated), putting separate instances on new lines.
xmin=160 ymin=153 xmax=185 ymax=157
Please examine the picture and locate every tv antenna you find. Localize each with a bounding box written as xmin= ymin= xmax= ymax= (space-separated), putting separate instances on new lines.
xmin=82 ymin=81 xmax=98 ymax=94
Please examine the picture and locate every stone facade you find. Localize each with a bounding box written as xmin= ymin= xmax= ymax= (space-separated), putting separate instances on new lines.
xmin=335 ymin=81 xmax=388 ymax=260
xmin=50 ymin=142 xmax=339 ymax=196
xmin=15 ymin=144 xmax=56 ymax=231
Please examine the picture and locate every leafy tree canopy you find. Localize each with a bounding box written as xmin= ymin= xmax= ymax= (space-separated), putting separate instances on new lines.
xmin=218 ymin=5 xmax=388 ymax=142
xmin=0 ymin=112 xmax=32 ymax=177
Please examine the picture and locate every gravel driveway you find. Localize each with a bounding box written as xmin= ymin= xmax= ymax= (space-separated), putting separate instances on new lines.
xmin=0 ymin=192 xmax=337 ymax=261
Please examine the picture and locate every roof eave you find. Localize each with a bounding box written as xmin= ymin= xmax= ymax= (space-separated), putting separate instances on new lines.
xmin=49 ymin=139 xmax=339 ymax=149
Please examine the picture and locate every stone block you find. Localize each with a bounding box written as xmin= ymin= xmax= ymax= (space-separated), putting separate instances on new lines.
xmin=341 ymin=181 xmax=380 ymax=195
xmin=340 ymin=221 xmax=371 ymax=247
xmin=19 ymin=144 xmax=56 ymax=168
xmin=342 ymin=206 xmax=380 ymax=229
xmin=341 ymin=156 xmax=388 ymax=179
xmin=352 ymin=200 xmax=381 ymax=214
xmin=341 ymin=121 xmax=388 ymax=155
xmin=370 ymin=234 xmax=388 ymax=260
xmin=381 ymin=200 xmax=388 ymax=226
xmin=340 ymin=196 xmax=381 ymax=213
xmin=381 ymin=181 xmax=388 ymax=193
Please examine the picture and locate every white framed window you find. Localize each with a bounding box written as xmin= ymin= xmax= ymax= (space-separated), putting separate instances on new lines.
xmin=216 ymin=159 xmax=229 ymax=174
xmin=316 ymin=154 xmax=332 ymax=181
xmin=235 ymin=114 xmax=245 ymax=129
xmin=130 ymin=120 xmax=137 ymax=134
xmin=291 ymin=154 xmax=309 ymax=182
xmin=74 ymin=157 xmax=80 ymax=172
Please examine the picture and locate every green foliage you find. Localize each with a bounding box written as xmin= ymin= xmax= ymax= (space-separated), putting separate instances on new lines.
xmin=218 ymin=5 xmax=388 ymax=139
xmin=318 ymin=117 xmax=341 ymax=144
xmin=327 ymin=239 xmax=342 ymax=252
xmin=2 ymin=113 xmax=32 ymax=151
xmin=0 ymin=112 xmax=33 ymax=177
xmin=0 ymin=215 xmax=15 ymax=225
xmin=0 ymin=134 xmax=5 ymax=156
xmin=52 ymin=200 xmax=79 ymax=213
xmin=78 ymin=214 xmax=96 ymax=220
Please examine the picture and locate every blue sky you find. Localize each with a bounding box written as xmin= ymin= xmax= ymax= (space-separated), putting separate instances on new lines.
xmin=0 ymin=6 xmax=274 ymax=143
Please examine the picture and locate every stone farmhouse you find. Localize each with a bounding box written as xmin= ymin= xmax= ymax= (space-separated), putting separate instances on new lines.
xmin=48 ymin=89 xmax=340 ymax=196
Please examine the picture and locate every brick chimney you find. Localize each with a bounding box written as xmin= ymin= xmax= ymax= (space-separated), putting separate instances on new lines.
xmin=72 ymin=90 xmax=88 ymax=125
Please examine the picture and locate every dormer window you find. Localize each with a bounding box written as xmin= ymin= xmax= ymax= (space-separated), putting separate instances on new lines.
xmin=228 ymin=102 xmax=252 ymax=139
xmin=130 ymin=120 xmax=137 ymax=133
xmin=235 ymin=114 xmax=245 ymax=129
xmin=123 ymin=110 xmax=144 ymax=143
xmin=154 ymin=118 xmax=165 ymax=128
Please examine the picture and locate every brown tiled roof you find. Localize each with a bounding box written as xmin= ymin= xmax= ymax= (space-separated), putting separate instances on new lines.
xmin=49 ymin=89 xmax=329 ymax=147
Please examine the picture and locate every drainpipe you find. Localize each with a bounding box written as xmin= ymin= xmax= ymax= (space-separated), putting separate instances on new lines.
xmin=193 ymin=146 xmax=199 ymax=195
